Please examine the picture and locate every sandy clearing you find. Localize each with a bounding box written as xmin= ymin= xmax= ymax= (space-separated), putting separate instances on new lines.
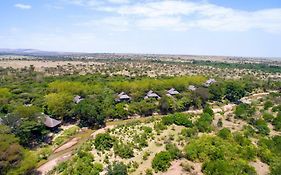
xmin=250 ymin=159 xmax=269 ymax=175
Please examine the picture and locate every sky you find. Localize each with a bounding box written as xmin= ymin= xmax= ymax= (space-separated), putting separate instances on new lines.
xmin=0 ymin=0 xmax=281 ymax=57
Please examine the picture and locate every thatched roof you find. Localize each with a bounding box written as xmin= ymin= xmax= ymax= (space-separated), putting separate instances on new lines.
xmin=44 ymin=116 xmax=61 ymax=128
xmin=116 ymin=92 xmax=131 ymax=102
xmin=145 ymin=90 xmax=160 ymax=99
xmin=167 ymin=88 xmax=179 ymax=95
xmin=188 ymin=85 xmax=197 ymax=91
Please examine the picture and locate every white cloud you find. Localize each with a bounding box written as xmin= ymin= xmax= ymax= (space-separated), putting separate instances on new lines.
xmin=65 ymin=0 xmax=281 ymax=33
xmin=107 ymin=0 xmax=130 ymax=4
xmin=137 ymin=17 xmax=189 ymax=31
xmin=76 ymin=17 xmax=129 ymax=31
xmin=14 ymin=3 xmax=32 ymax=10
xmin=99 ymin=1 xmax=281 ymax=33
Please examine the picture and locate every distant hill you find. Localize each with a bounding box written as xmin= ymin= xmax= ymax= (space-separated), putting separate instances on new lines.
xmin=0 ymin=48 xmax=76 ymax=56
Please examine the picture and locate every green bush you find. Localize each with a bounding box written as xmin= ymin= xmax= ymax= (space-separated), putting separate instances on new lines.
xmin=234 ymin=103 xmax=255 ymax=120
xmin=145 ymin=168 xmax=153 ymax=175
xmin=202 ymin=159 xmax=256 ymax=175
xmin=94 ymin=133 xmax=115 ymax=151
xmin=195 ymin=113 xmax=213 ymax=133
xmin=162 ymin=113 xmax=192 ymax=127
xmin=181 ymin=127 xmax=198 ymax=138
xmin=264 ymin=101 xmax=273 ymax=110
xmin=165 ymin=143 xmax=181 ymax=159
xmin=263 ymin=112 xmax=275 ymax=122
xmin=203 ymin=105 xmax=214 ymax=117
xmin=107 ymin=162 xmax=128 ymax=175
xmin=272 ymin=105 xmax=281 ymax=112
xmin=254 ymin=119 xmax=270 ymax=135
xmin=272 ymin=115 xmax=281 ymax=131
xmin=217 ymin=128 xmax=231 ymax=139
xmin=152 ymin=151 xmax=172 ymax=172
xmin=114 ymin=142 xmax=134 ymax=159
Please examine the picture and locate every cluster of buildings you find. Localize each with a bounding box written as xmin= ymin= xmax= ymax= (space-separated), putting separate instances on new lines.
xmin=114 ymin=78 xmax=217 ymax=102
xmin=1 ymin=79 xmax=217 ymax=130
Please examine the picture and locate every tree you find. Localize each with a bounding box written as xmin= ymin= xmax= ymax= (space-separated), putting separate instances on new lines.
xmin=209 ymin=83 xmax=225 ymax=101
xmin=152 ymin=151 xmax=172 ymax=172
xmin=225 ymin=82 xmax=246 ymax=102
xmin=74 ymin=99 xmax=105 ymax=128
xmin=94 ymin=133 xmax=115 ymax=151
xmin=14 ymin=120 xmax=48 ymax=147
xmin=45 ymin=92 xmax=74 ymax=119
xmin=107 ymin=162 xmax=128 ymax=175
xmin=0 ymin=126 xmax=37 ymax=175
xmin=13 ymin=105 xmax=41 ymax=120
xmin=159 ymin=96 xmax=174 ymax=114
xmin=112 ymin=103 xmax=128 ymax=119
xmin=194 ymin=87 xmax=210 ymax=107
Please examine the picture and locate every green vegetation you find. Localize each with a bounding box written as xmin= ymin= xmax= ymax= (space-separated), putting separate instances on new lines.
xmin=0 ymin=63 xmax=280 ymax=175
xmin=107 ymin=162 xmax=128 ymax=175
xmin=152 ymin=151 xmax=172 ymax=172
xmin=162 ymin=113 xmax=193 ymax=127
xmin=94 ymin=133 xmax=115 ymax=151
xmin=185 ymin=135 xmax=257 ymax=175
xmin=114 ymin=142 xmax=134 ymax=159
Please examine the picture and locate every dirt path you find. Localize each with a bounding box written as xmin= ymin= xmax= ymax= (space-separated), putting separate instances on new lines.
xmin=36 ymin=129 xmax=95 ymax=175
xmin=37 ymin=152 xmax=72 ymax=175
xmin=54 ymin=137 xmax=80 ymax=153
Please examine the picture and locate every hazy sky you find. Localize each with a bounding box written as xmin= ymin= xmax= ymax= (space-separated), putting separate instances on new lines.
xmin=1 ymin=0 xmax=281 ymax=57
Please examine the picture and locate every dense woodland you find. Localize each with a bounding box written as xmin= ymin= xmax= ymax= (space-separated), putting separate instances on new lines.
xmin=0 ymin=62 xmax=281 ymax=175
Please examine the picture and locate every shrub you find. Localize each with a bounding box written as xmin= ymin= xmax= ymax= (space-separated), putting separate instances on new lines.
xmin=165 ymin=143 xmax=181 ymax=159
xmin=234 ymin=103 xmax=255 ymax=120
xmin=217 ymin=118 xmax=223 ymax=127
xmin=264 ymin=101 xmax=273 ymax=110
xmin=202 ymin=159 xmax=256 ymax=175
xmin=145 ymin=168 xmax=153 ymax=175
xmin=263 ymin=112 xmax=275 ymax=122
xmin=195 ymin=113 xmax=213 ymax=133
xmin=180 ymin=161 xmax=193 ymax=172
xmin=272 ymin=105 xmax=281 ymax=112
xmin=254 ymin=119 xmax=270 ymax=135
xmin=173 ymin=113 xmax=193 ymax=127
xmin=152 ymin=151 xmax=172 ymax=172
xmin=181 ymin=127 xmax=197 ymax=138
xmin=154 ymin=122 xmax=167 ymax=132
xmin=203 ymin=105 xmax=214 ymax=117
xmin=143 ymin=151 xmax=150 ymax=160
xmin=272 ymin=115 xmax=281 ymax=131
xmin=162 ymin=115 xmax=174 ymax=125
xmin=162 ymin=113 xmax=192 ymax=127
xmin=114 ymin=143 xmax=134 ymax=159
xmin=94 ymin=133 xmax=115 ymax=151
xmin=107 ymin=162 xmax=128 ymax=175
xmin=217 ymin=128 xmax=231 ymax=139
